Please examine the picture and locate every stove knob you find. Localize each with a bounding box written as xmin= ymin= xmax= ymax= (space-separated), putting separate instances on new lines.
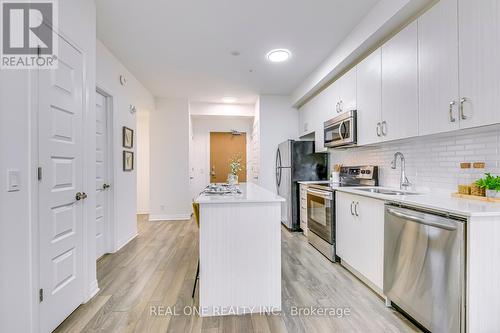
xmin=366 ymin=170 xmax=371 ymax=174
xmin=361 ymin=170 xmax=366 ymax=174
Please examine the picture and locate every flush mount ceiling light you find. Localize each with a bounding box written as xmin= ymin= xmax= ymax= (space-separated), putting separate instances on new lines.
xmin=222 ymin=97 xmax=237 ymax=103
xmin=266 ymin=49 xmax=291 ymax=63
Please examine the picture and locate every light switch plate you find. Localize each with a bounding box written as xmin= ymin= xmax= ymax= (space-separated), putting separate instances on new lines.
xmin=7 ymin=169 xmax=20 ymax=192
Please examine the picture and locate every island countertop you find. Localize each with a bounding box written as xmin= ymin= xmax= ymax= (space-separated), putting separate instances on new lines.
xmin=195 ymin=182 xmax=285 ymax=204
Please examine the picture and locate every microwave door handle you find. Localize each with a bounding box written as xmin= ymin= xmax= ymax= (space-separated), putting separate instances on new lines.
xmin=338 ymin=121 xmax=345 ymax=140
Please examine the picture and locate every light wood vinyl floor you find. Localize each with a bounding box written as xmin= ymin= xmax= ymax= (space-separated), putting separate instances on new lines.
xmin=54 ymin=215 xmax=420 ymax=333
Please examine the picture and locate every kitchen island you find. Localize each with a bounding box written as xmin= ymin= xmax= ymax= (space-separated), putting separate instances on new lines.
xmin=194 ymin=183 xmax=285 ymax=317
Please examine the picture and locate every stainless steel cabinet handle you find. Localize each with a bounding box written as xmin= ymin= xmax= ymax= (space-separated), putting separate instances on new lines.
xmin=449 ymin=101 xmax=456 ymax=122
xmin=336 ymin=102 xmax=340 ymax=113
xmin=376 ymin=122 xmax=381 ymax=137
xmin=387 ymin=208 xmax=457 ymax=231
xmin=460 ymin=97 xmax=468 ymax=120
xmin=354 ymin=202 xmax=359 ymax=216
xmin=381 ymin=121 xmax=387 ymax=136
xmin=339 ymin=100 xmax=343 ymax=112
xmin=350 ymin=202 xmax=354 ymax=216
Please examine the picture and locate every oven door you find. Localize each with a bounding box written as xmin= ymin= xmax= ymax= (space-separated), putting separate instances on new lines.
xmin=307 ymin=188 xmax=334 ymax=243
xmin=324 ymin=117 xmax=355 ymax=148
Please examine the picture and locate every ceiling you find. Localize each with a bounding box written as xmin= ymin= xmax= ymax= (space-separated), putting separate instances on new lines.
xmin=96 ymin=0 xmax=379 ymax=104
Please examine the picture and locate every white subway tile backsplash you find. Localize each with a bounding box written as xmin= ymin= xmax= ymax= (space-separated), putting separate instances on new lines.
xmin=329 ymin=126 xmax=500 ymax=191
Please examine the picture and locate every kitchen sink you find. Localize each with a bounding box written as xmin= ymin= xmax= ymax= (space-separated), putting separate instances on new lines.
xmin=357 ymin=188 xmax=420 ymax=196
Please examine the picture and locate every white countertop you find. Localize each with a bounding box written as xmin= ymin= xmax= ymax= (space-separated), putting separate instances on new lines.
xmin=195 ymin=182 xmax=285 ymax=204
xmin=297 ymin=180 xmax=330 ymax=185
xmin=335 ymin=186 xmax=500 ymax=218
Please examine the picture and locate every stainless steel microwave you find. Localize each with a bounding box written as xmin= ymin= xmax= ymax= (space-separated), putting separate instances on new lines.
xmin=324 ymin=110 xmax=357 ymax=148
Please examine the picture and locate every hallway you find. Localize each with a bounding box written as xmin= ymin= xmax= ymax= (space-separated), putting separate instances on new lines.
xmin=54 ymin=217 xmax=418 ymax=333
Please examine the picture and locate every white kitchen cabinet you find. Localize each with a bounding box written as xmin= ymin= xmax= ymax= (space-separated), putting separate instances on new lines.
xmin=336 ymin=192 xmax=385 ymax=290
xmin=298 ymin=99 xmax=315 ymax=136
xmin=381 ymin=21 xmax=419 ymax=142
xmin=418 ymin=0 xmax=460 ymax=136
xmin=458 ymin=0 xmax=500 ymax=129
xmin=299 ymin=78 xmax=338 ymax=153
xmin=356 ymin=48 xmax=382 ymax=146
xmin=334 ymin=67 xmax=357 ymax=115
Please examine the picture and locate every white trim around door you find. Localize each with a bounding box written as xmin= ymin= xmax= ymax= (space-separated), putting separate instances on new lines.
xmin=95 ymin=88 xmax=116 ymax=259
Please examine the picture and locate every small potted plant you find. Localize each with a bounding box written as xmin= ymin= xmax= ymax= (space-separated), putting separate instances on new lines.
xmin=228 ymin=153 xmax=244 ymax=185
xmin=475 ymin=173 xmax=500 ymax=198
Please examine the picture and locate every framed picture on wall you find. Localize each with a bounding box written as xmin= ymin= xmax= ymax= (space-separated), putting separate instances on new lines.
xmin=123 ymin=126 xmax=134 ymax=148
xmin=123 ymin=151 xmax=134 ymax=171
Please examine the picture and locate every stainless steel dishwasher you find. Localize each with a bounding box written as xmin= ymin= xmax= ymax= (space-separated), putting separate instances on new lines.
xmin=384 ymin=205 xmax=466 ymax=333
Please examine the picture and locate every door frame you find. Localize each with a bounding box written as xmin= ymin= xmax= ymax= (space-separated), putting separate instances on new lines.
xmin=30 ymin=28 xmax=96 ymax=332
xmin=96 ymin=86 xmax=116 ymax=257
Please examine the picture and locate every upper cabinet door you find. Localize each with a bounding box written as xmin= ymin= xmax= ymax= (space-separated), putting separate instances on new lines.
xmin=381 ymin=21 xmax=419 ymax=142
xmin=322 ymin=79 xmax=340 ymax=120
xmin=338 ymin=67 xmax=357 ymax=113
xmin=459 ymin=0 xmax=500 ymax=128
xmin=357 ymin=48 xmax=382 ymax=146
xmin=418 ymin=0 xmax=460 ymax=136
xmin=298 ymin=102 xmax=313 ymax=136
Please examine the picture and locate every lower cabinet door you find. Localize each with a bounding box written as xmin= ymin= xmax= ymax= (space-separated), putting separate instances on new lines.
xmin=336 ymin=192 xmax=385 ymax=290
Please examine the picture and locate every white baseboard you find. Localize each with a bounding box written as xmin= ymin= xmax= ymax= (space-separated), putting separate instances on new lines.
xmin=136 ymin=211 xmax=149 ymax=215
xmin=114 ymin=233 xmax=138 ymax=252
xmin=84 ymin=279 xmax=100 ymax=303
xmin=149 ymin=214 xmax=192 ymax=221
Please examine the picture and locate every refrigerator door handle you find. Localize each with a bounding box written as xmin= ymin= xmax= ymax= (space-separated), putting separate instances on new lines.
xmin=276 ymin=148 xmax=282 ymax=187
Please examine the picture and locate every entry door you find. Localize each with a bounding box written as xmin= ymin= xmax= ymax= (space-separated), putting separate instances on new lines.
xmin=38 ymin=36 xmax=85 ymax=333
xmin=95 ymin=91 xmax=109 ymax=259
xmin=209 ymin=132 xmax=247 ymax=183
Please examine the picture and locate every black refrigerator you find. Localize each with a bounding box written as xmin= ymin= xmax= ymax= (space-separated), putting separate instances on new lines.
xmin=275 ymin=140 xmax=328 ymax=231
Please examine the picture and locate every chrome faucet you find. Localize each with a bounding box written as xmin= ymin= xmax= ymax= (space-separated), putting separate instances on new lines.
xmin=391 ymin=152 xmax=412 ymax=190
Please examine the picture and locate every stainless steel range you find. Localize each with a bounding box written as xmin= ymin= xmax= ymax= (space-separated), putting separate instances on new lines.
xmin=307 ymin=166 xmax=378 ymax=261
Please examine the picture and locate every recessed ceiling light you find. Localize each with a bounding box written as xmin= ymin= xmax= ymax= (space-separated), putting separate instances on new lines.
xmin=266 ymin=49 xmax=291 ymax=63
xmin=222 ymin=97 xmax=237 ymax=103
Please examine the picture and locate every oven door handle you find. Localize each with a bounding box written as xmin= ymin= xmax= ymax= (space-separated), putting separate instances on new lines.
xmin=307 ymin=189 xmax=333 ymax=200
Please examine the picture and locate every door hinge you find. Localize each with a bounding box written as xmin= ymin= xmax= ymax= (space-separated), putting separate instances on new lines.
xmin=39 ymin=289 xmax=44 ymax=302
xmin=37 ymin=167 xmax=42 ymax=181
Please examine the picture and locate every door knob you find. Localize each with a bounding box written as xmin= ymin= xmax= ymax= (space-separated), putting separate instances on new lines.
xmin=76 ymin=192 xmax=88 ymax=201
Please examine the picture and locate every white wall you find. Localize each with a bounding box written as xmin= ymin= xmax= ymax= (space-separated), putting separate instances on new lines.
xmin=250 ymin=98 xmax=261 ymax=184
xmin=190 ymin=115 xmax=254 ymax=197
xmin=149 ymin=98 xmax=191 ymax=220
xmin=329 ymin=126 xmax=500 ymax=191
xmin=258 ymin=95 xmax=299 ymax=192
xmin=0 ymin=1 xmax=96 ymax=332
xmin=96 ymin=40 xmax=155 ymax=248
xmin=190 ymin=102 xmax=255 ymax=117
xmin=137 ymin=111 xmax=150 ymax=214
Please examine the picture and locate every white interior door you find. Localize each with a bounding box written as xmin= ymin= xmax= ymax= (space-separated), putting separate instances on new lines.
xmin=38 ymin=36 xmax=85 ymax=333
xmin=95 ymin=91 xmax=109 ymax=259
